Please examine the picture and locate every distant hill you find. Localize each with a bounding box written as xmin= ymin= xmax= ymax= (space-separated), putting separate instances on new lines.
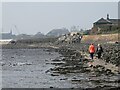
xmin=34 ymin=32 xmax=45 ymax=38
xmin=14 ymin=32 xmax=46 ymax=40
xmin=46 ymin=28 xmax=69 ymax=37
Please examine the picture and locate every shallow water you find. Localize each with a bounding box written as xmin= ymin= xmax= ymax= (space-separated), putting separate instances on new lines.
xmin=1 ymin=49 xmax=119 ymax=88
xmin=1 ymin=49 xmax=79 ymax=88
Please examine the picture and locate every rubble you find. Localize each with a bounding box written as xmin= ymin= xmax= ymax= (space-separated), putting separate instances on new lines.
xmin=56 ymin=32 xmax=83 ymax=44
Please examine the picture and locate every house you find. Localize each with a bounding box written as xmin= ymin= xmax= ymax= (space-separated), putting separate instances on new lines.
xmin=91 ymin=14 xmax=119 ymax=34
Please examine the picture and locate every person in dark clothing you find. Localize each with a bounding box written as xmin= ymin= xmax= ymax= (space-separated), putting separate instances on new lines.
xmin=96 ymin=44 xmax=103 ymax=59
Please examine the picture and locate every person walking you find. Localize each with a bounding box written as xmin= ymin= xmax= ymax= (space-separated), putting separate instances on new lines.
xmin=89 ymin=43 xmax=95 ymax=60
xmin=96 ymin=44 xmax=103 ymax=59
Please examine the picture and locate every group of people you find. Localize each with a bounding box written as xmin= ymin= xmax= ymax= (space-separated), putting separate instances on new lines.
xmin=89 ymin=43 xmax=103 ymax=60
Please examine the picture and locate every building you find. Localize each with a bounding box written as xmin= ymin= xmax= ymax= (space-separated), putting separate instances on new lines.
xmin=91 ymin=14 xmax=119 ymax=34
xmin=0 ymin=30 xmax=14 ymax=39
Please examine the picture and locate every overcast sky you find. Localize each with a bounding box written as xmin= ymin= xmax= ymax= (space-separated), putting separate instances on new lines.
xmin=1 ymin=2 xmax=118 ymax=35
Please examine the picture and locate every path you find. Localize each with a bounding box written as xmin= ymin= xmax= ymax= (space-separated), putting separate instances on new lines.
xmin=79 ymin=51 xmax=118 ymax=74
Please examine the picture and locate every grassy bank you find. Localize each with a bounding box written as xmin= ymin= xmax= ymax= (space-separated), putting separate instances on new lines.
xmin=81 ymin=33 xmax=119 ymax=43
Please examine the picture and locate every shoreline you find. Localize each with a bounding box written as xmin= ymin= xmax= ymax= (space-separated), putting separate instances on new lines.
xmin=1 ymin=42 xmax=120 ymax=89
xmin=48 ymin=44 xmax=119 ymax=89
xmin=1 ymin=42 xmax=119 ymax=74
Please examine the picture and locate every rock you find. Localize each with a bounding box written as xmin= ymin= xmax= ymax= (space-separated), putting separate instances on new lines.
xmin=60 ymin=78 xmax=68 ymax=80
xmin=11 ymin=56 xmax=14 ymax=58
xmin=12 ymin=63 xmax=17 ymax=66
xmin=51 ymin=74 xmax=59 ymax=76
xmin=57 ymin=32 xmax=82 ymax=44
xmin=50 ymin=86 xmax=53 ymax=88
xmin=105 ymin=69 xmax=113 ymax=75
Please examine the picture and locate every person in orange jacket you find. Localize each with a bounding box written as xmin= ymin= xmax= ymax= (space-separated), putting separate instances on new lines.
xmin=89 ymin=43 xmax=95 ymax=59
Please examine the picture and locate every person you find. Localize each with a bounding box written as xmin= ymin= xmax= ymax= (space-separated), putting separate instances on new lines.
xmin=89 ymin=43 xmax=95 ymax=59
xmin=96 ymin=44 xmax=103 ymax=59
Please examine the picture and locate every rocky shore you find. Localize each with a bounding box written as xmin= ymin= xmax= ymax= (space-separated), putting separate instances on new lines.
xmin=1 ymin=40 xmax=120 ymax=89
xmin=47 ymin=44 xmax=119 ymax=89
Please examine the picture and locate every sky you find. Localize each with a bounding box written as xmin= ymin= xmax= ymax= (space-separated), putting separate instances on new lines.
xmin=0 ymin=1 xmax=119 ymax=35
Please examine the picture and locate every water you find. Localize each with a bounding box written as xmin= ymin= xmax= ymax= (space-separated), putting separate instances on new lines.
xmin=1 ymin=49 xmax=119 ymax=88
xmin=1 ymin=49 xmax=78 ymax=88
